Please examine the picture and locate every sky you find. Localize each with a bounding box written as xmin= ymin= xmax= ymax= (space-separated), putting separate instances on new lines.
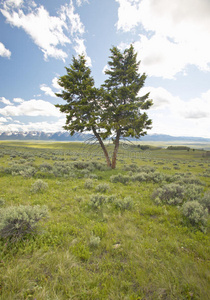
xmin=0 ymin=0 xmax=210 ymax=138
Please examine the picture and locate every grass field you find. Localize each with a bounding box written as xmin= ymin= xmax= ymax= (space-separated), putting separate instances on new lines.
xmin=0 ymin=141 xmax=209 ymax=300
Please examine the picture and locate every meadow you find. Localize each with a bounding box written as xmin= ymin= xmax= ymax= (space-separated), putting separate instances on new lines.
xmin=0 ymin=141 xmax=209 ymax=300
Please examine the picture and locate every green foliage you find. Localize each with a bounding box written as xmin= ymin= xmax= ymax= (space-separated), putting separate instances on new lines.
xmin=152 ymin=183 xmax=185 ymax=205
xmin=199 ymin=191 xmax=210 ymax=213
xmin=110 ymin=173 xmax=130 ymax=184
xmin=55 ymin=45 xmax=153 ymax=169
xmin=182 ymin=201 xmax=208 ymax=228
xmin=0 ymin=197 xmax=5 ymax=206
xmin=95 ymin=183 xmax=110 ymax=193
xmin=89 ymin=235 xmax=101 ymax=248
xmin=0 ymin=142 xmax=209 ymax=299
xmin=114 ymin=196 xmax=133 ymax=211
xmin=0 ymin=205 xmax=48 ymax=241
xmin=167 ymin=146 xmax=191 ymax=150
xmin=4 ymin=162 xmax=37 ymax=178
xmin=31 ymin=179 xmax=48 ymax=193
xmin=89 ymin=194 xmax=108 ymax=209
xmin=103 ymin=45 xmax=153 ymax=139
xmin=84 ymin=178 xmax=94 ymax=189
xmin=184 ymin=184 xmax=204 ymax=201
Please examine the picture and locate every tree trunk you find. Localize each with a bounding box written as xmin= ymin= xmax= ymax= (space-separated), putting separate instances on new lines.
xmin=92 ymin=127 xmax=112 ymax=168
xmin=111 ymin=129 xmax=121 ymax=169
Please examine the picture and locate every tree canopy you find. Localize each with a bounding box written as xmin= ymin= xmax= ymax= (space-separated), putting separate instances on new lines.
xmin=55 ymin=45 xmax=153 ymax=169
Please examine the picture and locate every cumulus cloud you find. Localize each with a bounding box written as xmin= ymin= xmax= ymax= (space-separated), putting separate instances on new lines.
xmin=40 ymin=76 xmax=64 ymax=97
xmin=52 ymin=77 xmax=61 ymax=90
xmin=74 ymin=38 xmax=92 ymax=66
xmin=13 ymin=97 xmax=24 ymax=103
xmin=40 ymin=84 xmax=56 ymax=98
xmin=0 ymin=99 xmax=61 ymax=117
xmin=0 ymin=42 xmax=11 ymax=58
xmin=0 ymin=117 xmax=8 ymax=123
xmin=139 ymin=86 xmax=210 ymax=137
xmin=116 ymin=0 xmax=210 ymax=78
xmin=0 ymin=118 xmax=66 ymax=132
xmin=1 ymin=0 xmax=88 ymax=61
xmin=0 ymin=97 xmax=13 ymax=105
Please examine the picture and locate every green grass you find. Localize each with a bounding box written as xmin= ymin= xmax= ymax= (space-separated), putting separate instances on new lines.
xmin=0 ymin=141 xmax=209 ymax=299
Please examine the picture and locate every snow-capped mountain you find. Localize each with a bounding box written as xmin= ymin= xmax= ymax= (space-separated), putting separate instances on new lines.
xmin=0 ymin=131 xmax=210 ymax=142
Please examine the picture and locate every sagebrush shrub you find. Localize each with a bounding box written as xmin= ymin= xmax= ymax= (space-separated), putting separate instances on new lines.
xmin=184 ymin=184 xmax=203 ymax=201
xmin=39 ymin=163 xmax=53 ymax=171
xmin=89 ymin=235 xmax=101 ymax=248
xmin=182 ymin=201 xmax=208 ymax=227
xmin=110 ymin=174 xmax=130 ymax=184
xmin=95 ymin=183 xmax=110 ymax=193
xmin=137 ymin=165 xmax=156 ymax=173
xmin=152 ymin=183 xmax=185 ymax=205
xmin=114 ymin=197 xmax=133 ymax=211
xmin=199 ymin=192 xmax=210 ymax=213
xmin=131 ymin=172 xmax=148 ymax=182
xmin=88 ymin=173 xmax=98 ymax=180
xmin=123 ymin=164 xmax=138 ymax=172
xmin=89 ymin=194 xmax=107 ymax=209
xmin=84 ymin=179 xmax=94 ymax=189
xmin=0 ymin=205 xmax=48 ymax=241
xmin=20 ymin=167 xmax=37 ymax=178
xmin=31 ymin=179 xmax=48 ymax=193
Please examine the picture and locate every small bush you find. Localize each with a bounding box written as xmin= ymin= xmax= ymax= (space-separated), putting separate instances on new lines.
xmin=137 ymin=165 xmax=156 ymax=173
xmin=84 ymin=179 xmax=94 ymax=189
xmin=131 ymin=172 xmax=148 ymax=182
xmin=89 ymin=194 xmax=107 ymax=209
xmin=152 ymin=183 xmax=185 ymax=205
xmin=182 ymin=201 xmax=208 ymax=228
xmin=184 ymin=184 xmax=204 ymax=201
xmin=89 ymin=173 xmax=98 ymax=180
xmin=148 ymin=172 xmax=165 ymax=183
xmin=95 ymin=183 xmax=110 ymax=193
xmin=39 ymin=163 xmax=53 ymax=171
xmin=89 ymin=235 xmax=101 ymax=248
xmin=110 ymin=174 xmax=130 ymax=184
xmin=31 ymin=179 xmax=48 ymax=193
xmin=199 ymin=192 xmax=210 ymax=213
xmin=20 ymin=167 xmax=37 ymax=178
xmin=0 ymin=205 xmax=48 ymax=241
xmin=114 ymin=196 xmax=133 ymax=211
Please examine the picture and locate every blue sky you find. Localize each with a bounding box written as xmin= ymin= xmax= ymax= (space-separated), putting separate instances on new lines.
xmin=0 ymin=0 xmax=210 ymax=138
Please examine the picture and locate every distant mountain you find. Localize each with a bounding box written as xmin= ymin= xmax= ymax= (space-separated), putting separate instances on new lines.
xmin=0 ymin=131 xmax=210 ymax=142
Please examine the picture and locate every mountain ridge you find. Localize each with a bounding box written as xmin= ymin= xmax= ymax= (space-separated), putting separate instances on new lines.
xmin=0 ymin=131 xmax=210 ymax=142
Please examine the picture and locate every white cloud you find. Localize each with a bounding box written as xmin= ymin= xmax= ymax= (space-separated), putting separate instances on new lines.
xmin=0 ymin=42 xmax=11 ymax=58
xmin=74 ymin=38 xmax=92 ymax=66
xmin=60 ymin=1 xmax=85 ymax=36
xmin=0 ymin=118 xmax=66 ymax=132
xmin=52 ymin=77 xmax=61 ymax=90
xmin=13 ymin=97 xmax=24 ymax=103
xmin=0 ymin=99 xmax=61 ymax=117
xmin=40 ymin=84 xmax=56 ymax=98
xmin=139 ymin=86 xmax=210 ymax=137
xmin=116 ymin=0 xmax=210 ymax=78
xmin=4 ymin=0 xmax=23 ymax=8
xmin=0 ymin=97 xmax=13 ymax=105
xmin=40 ymin=76 xmax=64 ymax=97
xmin=0 ymin=117 xmax=8 ymax=123
xmin=76 ymin=0 xmax=89 ymax=7
xmin=1 ymin=0 xmax=87 ymax=61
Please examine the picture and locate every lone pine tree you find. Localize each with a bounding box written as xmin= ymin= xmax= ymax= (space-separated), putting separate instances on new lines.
xmin=55 ymin=45 xmax=153 ymax=169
